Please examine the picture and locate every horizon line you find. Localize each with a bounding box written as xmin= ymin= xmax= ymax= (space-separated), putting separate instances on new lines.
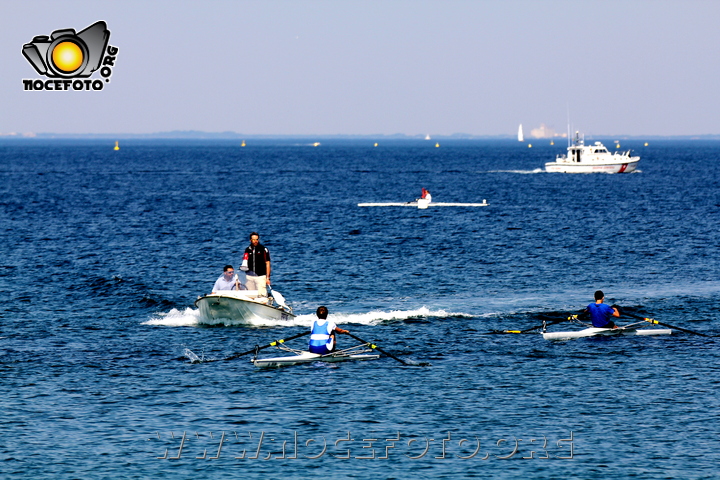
xmin=2 ymin=131 xmax=720 ymax=141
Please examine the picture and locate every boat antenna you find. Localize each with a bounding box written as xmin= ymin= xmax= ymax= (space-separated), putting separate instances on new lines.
xmin=566 ymin=103 xmax=571 ymax=148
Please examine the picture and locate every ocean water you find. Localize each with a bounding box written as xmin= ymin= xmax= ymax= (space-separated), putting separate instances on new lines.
xmin=1 ymin=138 xmax=719 ymax=479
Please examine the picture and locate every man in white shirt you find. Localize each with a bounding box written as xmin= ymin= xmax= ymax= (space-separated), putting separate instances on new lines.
xmin=212 ymin=265 xmax=245 ymax=293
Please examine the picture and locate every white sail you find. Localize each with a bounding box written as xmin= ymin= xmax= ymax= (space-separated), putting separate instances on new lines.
xmin=518 ymin=124 xmax=524 ymax=142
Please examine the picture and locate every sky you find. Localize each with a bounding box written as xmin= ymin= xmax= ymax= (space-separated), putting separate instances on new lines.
xmin=1 ymin=0 xmax=719 ymax=137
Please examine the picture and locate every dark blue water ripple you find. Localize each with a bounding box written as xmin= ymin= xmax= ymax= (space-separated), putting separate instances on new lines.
xmin=1 ymin=139 xmax=719 ymax=479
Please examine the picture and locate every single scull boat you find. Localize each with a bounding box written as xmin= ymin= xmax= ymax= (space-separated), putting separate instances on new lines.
xmin=543 ymin=326 xmax=672 ymax=341
xmin=359 ymin=199 xmax=488 ymax=209
xmin=252 ymin=343 xmax=380 ymax=367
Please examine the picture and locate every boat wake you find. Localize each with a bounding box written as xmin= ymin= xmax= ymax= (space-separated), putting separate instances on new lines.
xmin=487 ymin=168 xmax=544 ymax=174
xmin=144 ymin=306 xmax=472 ymax=328
xmin=325 ymin=306 xmax=472 ymax=325
xmin=143 ymin=307 xmax=204 ymax=327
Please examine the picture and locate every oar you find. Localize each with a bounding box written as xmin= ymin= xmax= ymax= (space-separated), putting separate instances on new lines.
xmin=622 ymin=311 xmax=710 ymax=337
xmin=496 ymin=313 xmax=585 ymax=334
xmin=500 ymin=317 xmax=567 ymax=334
xmin=344 ymin=332 xmax=409 ymax=366
xmin=200 ymin=331 xmax=311 ymax=363
xmin=266 ymin=285 xmax=288 ymax=309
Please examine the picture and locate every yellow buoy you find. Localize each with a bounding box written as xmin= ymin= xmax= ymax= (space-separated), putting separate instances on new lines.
xmin=550 ymin=140 xmax=554 ymax=145
xmin=435 ymin=143 xmax=440 ymax=148
xmin=644 ymin=142 xmax=649 ymax=146
xmin=616 ymin=143 xmax=621 ymax=148
xmin=114 ymin=141 xmax=119 ymax=151
xmin=241 ymin=140 xmax=246 ymax=147
xmin=374 ymin=142 xmax=378 ymax=147
xmin=313 ymin=142 xmax=320 ymax=147
xmin=528 ymin=143 xmax=532 ymax=148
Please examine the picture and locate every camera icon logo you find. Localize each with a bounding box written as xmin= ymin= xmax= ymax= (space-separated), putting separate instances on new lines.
xmin=22 ymin=21 xmax=110 ymax=78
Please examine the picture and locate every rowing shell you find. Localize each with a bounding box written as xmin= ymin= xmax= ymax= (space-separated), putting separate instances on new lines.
xmin=543 ymin=327 xmax=672 ymax=341
xmin=252 ymin=350 xmax=380 ymax=368
xmin=358 ymin=200 xmax=488 ymax=209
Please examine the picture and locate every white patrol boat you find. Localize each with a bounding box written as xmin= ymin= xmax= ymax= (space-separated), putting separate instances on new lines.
xmin=195 ymin=289 xmax=295 ymax=324
xmin=545 ymin=132 xmax=640 ymax=173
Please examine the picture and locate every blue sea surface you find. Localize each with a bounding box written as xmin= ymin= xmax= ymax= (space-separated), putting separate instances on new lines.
xmin=1 ymin=138 xmax=719 ymax=479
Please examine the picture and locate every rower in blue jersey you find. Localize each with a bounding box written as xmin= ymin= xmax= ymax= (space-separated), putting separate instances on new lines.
xmin=308 ymin=306 xmax=349 ymax=354
xmin=586 ymin=290 xmax=620 ymax=328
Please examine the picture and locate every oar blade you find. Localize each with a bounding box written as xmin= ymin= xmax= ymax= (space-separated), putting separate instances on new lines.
xmin=622 ymin=311 xmax=710 ymax=337
xmin=344 ymin=332 xmax=414 ymax=366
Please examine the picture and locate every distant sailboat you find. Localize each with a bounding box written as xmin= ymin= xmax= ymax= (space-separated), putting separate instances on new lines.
xmin=518 ymin=124 xmax=524 ymax=142
xmin=425 ymin=134 xmax=431 ymax=140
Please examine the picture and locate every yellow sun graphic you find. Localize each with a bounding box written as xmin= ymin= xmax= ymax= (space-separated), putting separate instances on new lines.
xmin=52 ymin=41 xmax=84 ymax=73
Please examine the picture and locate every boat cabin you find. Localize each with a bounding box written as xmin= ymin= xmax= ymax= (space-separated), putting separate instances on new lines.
xmin=592 ymin=142 xmax=609 ymax=154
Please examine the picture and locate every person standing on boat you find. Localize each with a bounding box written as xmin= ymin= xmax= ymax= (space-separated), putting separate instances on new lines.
xmin=585 ymin=290 xmax=620 ymax=329
xmin=241 ymin=232 xmax=271 ymax=296
xmin=211 ymin=265 xmax=245 ymax=293
xmin=309 ymin=306 xmax=349 ymax=354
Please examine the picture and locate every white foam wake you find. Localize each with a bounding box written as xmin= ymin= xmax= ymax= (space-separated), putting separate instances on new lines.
xmin=143 ymin=306 xmax=472 ymax=328
xmin=143 ymin=307 xmax=204 ymax=327
xmin=486 ymin=168 xmax=544 ymax=174
xmin=322 ymin=306 xmax=472 ymax=325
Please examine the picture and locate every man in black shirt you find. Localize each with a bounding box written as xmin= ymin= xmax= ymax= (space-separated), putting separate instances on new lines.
xmin=241 ymin=232 xmax=271 ymax=296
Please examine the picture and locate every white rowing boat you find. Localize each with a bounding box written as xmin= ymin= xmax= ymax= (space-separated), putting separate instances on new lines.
xmin=252 ymin=344 xmax=380 ymax=367
xmin=543 ymin=326 xmax=672 ymax=341
xmin=359 ymin=198 xmax=488 ymax=209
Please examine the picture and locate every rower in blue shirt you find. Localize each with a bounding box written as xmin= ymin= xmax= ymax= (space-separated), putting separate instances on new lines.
xmin=586 ymin=290 xmax=620 ymax=328
xmin=308 ymin=306 xmax=349 ymax=354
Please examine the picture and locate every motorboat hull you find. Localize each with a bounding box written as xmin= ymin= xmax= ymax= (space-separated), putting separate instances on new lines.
xmin=195 ymin=291 xmax=295 ymax=324
xmin=543 ymin=327 xmax=672 ymax=341
xmin=545 ymin=159 xmax=639 ymax=174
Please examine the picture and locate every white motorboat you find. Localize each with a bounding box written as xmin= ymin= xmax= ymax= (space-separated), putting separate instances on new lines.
xmin=195 ymin=290 xmax=295 ymax=324
xmin=543 ymin=326 xmax=671 ymax=341
xmin=252 ymin=344 xmax=381 ymax=367
xmin=545 ymin=132 xmax=640 ymax=173
xmin=359 ymin=199 xmax=489 ymax=209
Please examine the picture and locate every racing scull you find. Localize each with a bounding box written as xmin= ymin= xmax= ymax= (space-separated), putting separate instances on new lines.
xmin=252 ymin=343 xmax=380 ymax=367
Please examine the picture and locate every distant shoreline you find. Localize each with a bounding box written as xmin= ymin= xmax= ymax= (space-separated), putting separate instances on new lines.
xmin=1 ymin=131 xmax=720 ymax=141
